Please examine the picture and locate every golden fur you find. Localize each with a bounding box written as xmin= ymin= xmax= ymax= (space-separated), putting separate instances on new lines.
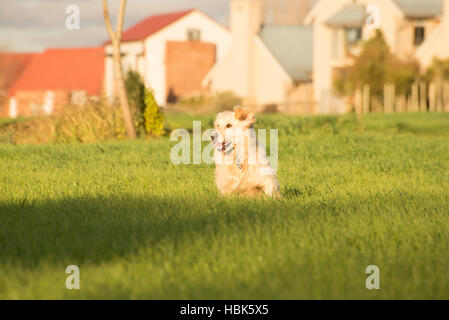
xmin=211 ymin=107 xmax=281 ymax=198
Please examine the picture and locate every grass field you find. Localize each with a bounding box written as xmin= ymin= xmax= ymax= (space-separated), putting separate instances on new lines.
xmin=0 ymin=113 xmax=448 ymax=299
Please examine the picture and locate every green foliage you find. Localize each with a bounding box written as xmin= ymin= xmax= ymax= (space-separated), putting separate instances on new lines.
xmin=0 ymin=101 xmax=126 ymax=144
xmin=176 ymin=91 xmax=242 ymax=113
xmin=425 ymin=57 xmax=449 ymax=81
xmin=143 ymin=89 xmax=165 ymax=137
xmin=212 ymin=91 xmax=242 ymax=112
xmin=0 ymin=113 xmax=449 ymax=299
xmin=125 ymin=70 xmax=165 ymax=137
xmin=125 ymin=71 xmax=146 ymax=135
xmin=334 ymin=30 xmax=420 ymax=97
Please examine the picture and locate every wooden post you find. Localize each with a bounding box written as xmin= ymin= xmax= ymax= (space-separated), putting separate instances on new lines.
xmin=411 ymin=82 xmax=419 ymax=112
xmin=396 ymin=94 xmax=405 ymax=113
xmin=384 ymin=83 xmax=395 ymax=113
xmin=363 ymin=84 xmax=370 ymax=114
xmin=444 ymin=82 xmax=449 ymax=112
xmin=429 ymin=82 xmax=436 ymax=112
xmin=383 ymin=84 xmax=393 ymax=113
xmin=419 ymin=81 xmax=427 ymax=112
xmin=355 ymin=88 xmax=363 ymax=121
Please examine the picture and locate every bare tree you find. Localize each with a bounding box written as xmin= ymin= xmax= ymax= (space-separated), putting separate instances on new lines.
xmin=102 ymin=0 xmax=136 ymax=139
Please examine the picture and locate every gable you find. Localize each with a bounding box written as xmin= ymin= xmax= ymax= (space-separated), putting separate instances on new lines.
xmin=259 ymin=25 xmax=314 ymax=82
xmin=120 ymin=9 xmax=194 ymax=42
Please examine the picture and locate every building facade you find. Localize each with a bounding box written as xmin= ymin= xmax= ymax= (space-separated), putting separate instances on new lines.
xmin=104 ymin=9 xmax=231 ymax=106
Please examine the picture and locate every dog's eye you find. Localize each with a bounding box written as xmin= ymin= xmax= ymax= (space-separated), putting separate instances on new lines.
xmin=226 ymin=124 xmax=232 ymax=128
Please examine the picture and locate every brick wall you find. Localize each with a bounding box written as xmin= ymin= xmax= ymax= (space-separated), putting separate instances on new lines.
xmin=165 ymin=41 xmax=216 ymax=102
xmin=13 ymin=90 xmax=69 ymax=117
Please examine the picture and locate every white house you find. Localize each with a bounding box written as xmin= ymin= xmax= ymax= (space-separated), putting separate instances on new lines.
xmin=104 ymin=9 xmax=231 ymax=106
xmin=204 ymin=0 xmax=314 ymax=114
xmin=305 ymin=0 xmax=448 ymax=113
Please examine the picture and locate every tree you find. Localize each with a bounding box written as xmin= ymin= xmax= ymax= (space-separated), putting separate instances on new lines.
xmin=334 ymin=30 xmax=419 ymax=97
xmin=102 ymin=0 xmax=136 ymax=139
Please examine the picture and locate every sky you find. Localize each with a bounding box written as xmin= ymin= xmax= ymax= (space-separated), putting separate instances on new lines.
xmin=0 ymin=0 xmax=230 ymax=52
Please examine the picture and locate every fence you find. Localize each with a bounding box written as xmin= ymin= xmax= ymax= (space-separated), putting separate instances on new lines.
xmin=354 ymin=81 xmax=449 ymax=114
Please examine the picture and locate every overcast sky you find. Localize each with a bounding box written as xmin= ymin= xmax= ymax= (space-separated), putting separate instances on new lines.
xmin=0 ymin=0 xmax=230 ymax=52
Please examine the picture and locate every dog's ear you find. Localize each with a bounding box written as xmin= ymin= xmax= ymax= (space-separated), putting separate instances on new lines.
xmin=234 ymin=107 xmax=256 ymax=126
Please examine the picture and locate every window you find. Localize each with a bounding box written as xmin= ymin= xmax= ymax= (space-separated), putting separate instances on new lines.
xmin=414 ymin=26 xmax=425 ymax=46
xmin=345 ymin=27 xmax=362 ymax=45
xmin=187 ymin=28 xmax=201 ymax=41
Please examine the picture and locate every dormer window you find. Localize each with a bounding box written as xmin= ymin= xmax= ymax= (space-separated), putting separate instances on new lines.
xmin=414 ymin=26 xmax=425 ymax=46
xmin=187 ymin=28 xmax=201 ymax=41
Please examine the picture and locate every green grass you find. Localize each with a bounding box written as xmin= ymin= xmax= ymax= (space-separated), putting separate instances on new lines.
xmin=0 ymin=113 xmax=448 ymax=299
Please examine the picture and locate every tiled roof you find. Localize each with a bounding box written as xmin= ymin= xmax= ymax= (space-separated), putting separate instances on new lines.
xmin=119 ymin=9 xmax=193 ymax=42
xmin=260 ymin=25 xmax=314 ymax=82
xmin=0 ymin=53 xmax=36 ymax=91
xmin=9 ymin=47 xmax=105 ymax=96
xmin=326 ymin=4 xmax=366 ymax=27
xmin=394 ymin=0 xmax=443 ymax=19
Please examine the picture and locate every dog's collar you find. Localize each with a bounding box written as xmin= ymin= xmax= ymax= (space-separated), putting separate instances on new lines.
xmin=236 ymin=157 xmax=242 ymax=170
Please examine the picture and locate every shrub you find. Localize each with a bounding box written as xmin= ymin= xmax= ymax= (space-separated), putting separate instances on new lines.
xmin=213 ymin=91 xmax=242 ymax=112
xmin=425 ymin=57 xmax=449 ymax=81
xmin=56 ymin=100 xmax=126 ymax=143
xmin=334 ymin=30 xmax=420 ymax=97
xmin=0 ymin=100 xmax=126 ymax=144
xmin=125 ymin=71 xmax=146 ymax=135
xmin=143 ymin=89 xmax=165 ymax=137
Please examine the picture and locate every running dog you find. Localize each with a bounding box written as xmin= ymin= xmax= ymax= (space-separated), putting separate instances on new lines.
xmin=210 ymin=107 xmax=281 ymax=198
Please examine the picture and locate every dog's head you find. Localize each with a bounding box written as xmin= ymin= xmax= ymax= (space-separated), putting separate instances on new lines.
xmin=211 ymin=107 xmax=256 ymax=153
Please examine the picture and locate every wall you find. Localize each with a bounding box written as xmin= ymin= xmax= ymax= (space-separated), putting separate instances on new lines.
xmin=104 ymin=41 xmax=145 ymax=99
xmin=144 ymin=10 xmax=231 ymax=105
xmin=165 ymin=41 xmax=216 ymax=100
xmin=307 ymin=0 xmax=403 ymax=113
xmin=396 ymin=19 xmax=440 ymax=61
xmin=11 ymin=90 xmax=69 ymax=117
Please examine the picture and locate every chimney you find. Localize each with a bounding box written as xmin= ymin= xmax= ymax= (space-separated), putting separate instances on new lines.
xmin=230 ymin=0 xmax=263 ymax=105
xmin=230 ymin=0 xmax=263 ymax=37
xmin=445 ymin=0 xmax=449 ymax=21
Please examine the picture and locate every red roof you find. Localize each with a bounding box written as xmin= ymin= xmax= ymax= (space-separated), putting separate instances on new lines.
xmin=119 ymin=9 xmax=194 ymax=43
xmin=9 ymin=47 xmax=104 ymax=96
xmin=0 ymin=53 xmax=36 ymax=91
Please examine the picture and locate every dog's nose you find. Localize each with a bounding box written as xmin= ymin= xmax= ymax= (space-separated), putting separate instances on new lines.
xmin=211 ymin=131 xmax=218 ymax=141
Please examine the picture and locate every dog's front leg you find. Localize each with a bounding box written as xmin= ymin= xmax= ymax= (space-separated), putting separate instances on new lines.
xmin=262 ymin=177 xmax=282 ymax=199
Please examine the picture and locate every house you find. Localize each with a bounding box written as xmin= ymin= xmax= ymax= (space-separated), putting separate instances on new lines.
xmin=207 ymin=0 xmax=449 ymax=114
xmin=416 ymin=0 xmax=449 ymax=68
xmin=204 ymin=0 xmax=315 ymax=114
xmin=304 ymin=0 xmax=449 ymax=113
xmin=7 ymin=47 xmax=104 ymax=118
xmin=104 ymin=9 xmax=231 ymax=106
xmin=0 ymin=53 xmax=35 ymax=117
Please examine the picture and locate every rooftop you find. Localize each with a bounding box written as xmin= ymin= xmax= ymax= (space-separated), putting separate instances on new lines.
xmin=260 ymin=25 xmax=314 ymax=82
xmin=9 ymin=47 xmax=105 ymax=96
xmin=118 ymin=9 xmax=194 ymax=43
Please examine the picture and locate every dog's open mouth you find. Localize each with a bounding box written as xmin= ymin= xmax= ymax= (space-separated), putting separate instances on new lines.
xmin=213 ymin=139 xmax=232 ymax=152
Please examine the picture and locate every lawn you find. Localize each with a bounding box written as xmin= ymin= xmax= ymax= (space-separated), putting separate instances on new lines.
xmin=0 ymin=113 xmax=448 ymax=299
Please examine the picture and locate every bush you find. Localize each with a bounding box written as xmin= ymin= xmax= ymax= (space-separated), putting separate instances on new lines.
xmin=125 ymin=70 xmax=165 ymax=137
xmin=0 ymin=99 xmax=126 ymax=144
xmin=143 ymin=89 xmax=165 ymax=137
xmin=212 ymin=91 xmax=242 ymax=112
xmin=425 ymin=57 xmax=449 ymax=81
xmin=125 ymin=71 xmax=146 ymax=135
xmin=174 ymin=91 xmax=242 ymax=114
xmin=334 ymin=30 xmax=420 ymax=97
